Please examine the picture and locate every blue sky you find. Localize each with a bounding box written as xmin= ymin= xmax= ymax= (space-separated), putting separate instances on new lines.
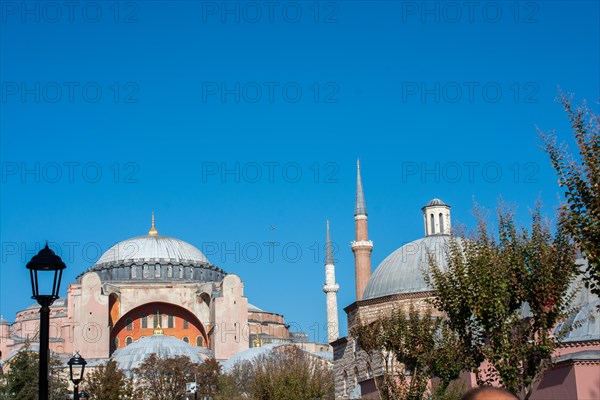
xmin=1 ymin=0 xmax=599 ymax=342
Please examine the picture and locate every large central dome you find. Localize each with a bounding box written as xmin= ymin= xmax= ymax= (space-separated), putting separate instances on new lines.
xmin=82 ymin=217 xmax=226 ymax=283
xmin=96 ymin=235 xmax=209 ymax=265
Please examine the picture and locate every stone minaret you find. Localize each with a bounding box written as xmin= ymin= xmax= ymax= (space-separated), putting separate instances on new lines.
xmin=323 ymin=220 xmax=339 ymax=343
xmin=352 ymin=160 xmax=373 ymax=301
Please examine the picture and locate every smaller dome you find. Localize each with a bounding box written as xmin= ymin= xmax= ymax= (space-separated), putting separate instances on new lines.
xmin=112 ymin=335 xmax=211 ymax=373
xmin=424 ymin=198 xmax=448 ymax=208
xmin=363 ymin=235 xmax=461 ymax=300
xmin=559 ymin=300 xmax=600 ymax=342
xmin=0 ymin=316 xmax=9 ymax=325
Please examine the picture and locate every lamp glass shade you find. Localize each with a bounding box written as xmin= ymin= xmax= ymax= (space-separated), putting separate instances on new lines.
xmin=26 ymin=244 xmax=66 ymax=300
xmin=68 ymin=353 xmax=87 ymax=384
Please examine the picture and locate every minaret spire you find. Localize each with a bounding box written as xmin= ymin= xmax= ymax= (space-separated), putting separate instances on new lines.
xmin=323 ymin=220 xmax=339 ymax=343
xmin=355 ymin=159 xmax=367 ymax=216
xmin=352 ymin=160 xmax=373 ymax=301
xmin=148 ymin=212 xmax=158 ymax=236
xmin=326 ymin=220 xmax=334 ymax=265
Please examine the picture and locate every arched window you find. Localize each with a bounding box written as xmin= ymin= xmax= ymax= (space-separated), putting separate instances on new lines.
xmin=366 ymin=362 xmax=372 ymax=378
xmin=155 ymin=264 xmax=161 ymax=278
xmin=168 ymin=315 xmax=174 ymax=328
xmin=141 ymin=315 xmax=148 ymax=329
xmin=354 ymin=366 xmax=359 ymax=385
xmin=126 ymin=336 xmax=133 ymax=346
xmin=342 ymin=371 xmax=348 ymax=395
xmin=196 ymin=336 xmax=204 ymax=347
xmin=131 ymin=267 xmax=137 ymax=279
xmin=167 ymin=265 xmax=173 ymax=278
xmin=126 ymin=318 xmax=133 ymax=331
xmin=431 ymin=213 xmax=435 ymax=234
xmin=183 ymin=336 xmax=189 ymax=344
xmin=114 ymin=337 xmax=119 ymax=349
xmin=439 ymin=213 xmax=444 ymax=233
xmin=179 ymin=266 xmax=184 ymax=279
xmin=183 ymin=320 xmax=189 ymax=329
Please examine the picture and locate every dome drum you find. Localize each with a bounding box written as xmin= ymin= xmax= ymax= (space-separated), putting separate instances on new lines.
xmin=81 ymin=261 xmax=226 ymax=283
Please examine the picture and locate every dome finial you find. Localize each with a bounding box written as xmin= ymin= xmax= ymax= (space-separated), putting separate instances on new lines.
xmin=153 ymin=309 xmax=164 ymax=335
xmin=148 ymin=212 xmax=158 ymax=236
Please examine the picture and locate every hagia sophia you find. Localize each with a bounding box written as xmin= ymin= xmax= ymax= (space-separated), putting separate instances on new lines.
xmin=0 ymin=214 xmax=332 ymax=374
xmin=0 ymin=161 xmax=598 ymax=399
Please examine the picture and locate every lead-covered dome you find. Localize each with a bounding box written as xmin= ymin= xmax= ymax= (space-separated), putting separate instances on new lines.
xmin=112 ymin=335 xmax=212 ymax=373
xmin=363 ymin=235 xmax=456 ymax=300
xmin=96 ymin=235 xmax=209 ymax=265
xmin=81 ymin=218 xmax=226 ymax=283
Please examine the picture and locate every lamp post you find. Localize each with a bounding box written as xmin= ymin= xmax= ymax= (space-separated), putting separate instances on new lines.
xmin=78 ymin=390 xmax=89 ymax=399
xmin=68 ymin=352 xmax=87 ymax=400
xmin=26 ymin=243 xmax=66 ymax=400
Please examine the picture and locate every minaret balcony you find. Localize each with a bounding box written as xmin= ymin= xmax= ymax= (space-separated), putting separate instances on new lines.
xmin=351 ymin=240 xmax=373 ymax=250
xmin=323 ymin=283 xmax=339 ymax=293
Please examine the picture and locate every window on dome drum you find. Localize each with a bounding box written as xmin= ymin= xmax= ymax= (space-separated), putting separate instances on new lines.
xmin=114 ymin=337 xmax=119 ymax=348
xmin=155 ymin=264 xmax=161 ymax=278
xmin=167 ymin=265 xmax=173 ymax=278
xmin=168 ymin=315 xmax=174 ymax=328
xmin=431 ymin=213 xmax=435 ymax=234
xmin=126 ymin=336 xmax=133 ymax=346
xmin=439 ymin=213 xmax=444 ymax=233
xmin=183 ymin=336 xmax=189 ymax=344
xmin=141 ymin=316 xmax=148 ymax=329
xmin=179 ymin=267 xmax=183 ymax=279
xmin=131 ymin=267 xmax=137 ymax=278
xmin=183 ymin=320 xmax=189 ymax=329
xmin=126 ymin=318 xmax=133 ymax=330
xmin=196 ymin=336 xmax=203 ymax=347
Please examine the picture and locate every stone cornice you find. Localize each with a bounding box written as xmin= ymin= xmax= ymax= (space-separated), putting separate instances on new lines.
xmin=344 ymin=291 xmax=434 ymax=313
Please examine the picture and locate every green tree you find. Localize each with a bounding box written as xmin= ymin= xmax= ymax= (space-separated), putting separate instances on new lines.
xmin=0 ymin=342 xmax=68 ymax=400
xmin=351 ymin=306 xmax=466 ymax=400
xmin=82 ymin=359 xmax=138 ymax=399
xmin=218 ymin=346 xmax=334 ymax=400
xmin=194 ymin=357 xmax=221 ymax=398
xmin=540 ymin=93 xmax=600 ymax=297
xmin=133 ymin=354 xmax=198 ymax=400
xmin=426 ymin=204 xmax=579 ymax=399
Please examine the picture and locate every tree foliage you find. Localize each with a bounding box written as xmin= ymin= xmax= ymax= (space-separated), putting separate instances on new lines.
xmin=133 ymin=354 xmax=198 ymax=400
xmin=351 ymin=306 xmax=466 ymax=400
xmin=218 ymin=346 xmax=334 ymax=400
xmin=426 ymin=204 xmax=578 ymax=399
xmin=0 ymin=342 xmax=68 ymax=400
xmin=82 ymin=359 xmax=138 ymax=400
xmin=540 ymin=93 xmax=600 ymax=297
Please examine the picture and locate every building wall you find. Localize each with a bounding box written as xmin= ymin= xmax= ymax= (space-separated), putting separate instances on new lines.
xmin=211 ymin=274 xmax=249 ymax=360
xmin=111 ymin=302 xmax=208 ymax=351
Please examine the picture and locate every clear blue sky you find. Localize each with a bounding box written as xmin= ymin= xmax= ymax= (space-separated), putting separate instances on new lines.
xmin=1 ymin=0 xmax=599 ymax=342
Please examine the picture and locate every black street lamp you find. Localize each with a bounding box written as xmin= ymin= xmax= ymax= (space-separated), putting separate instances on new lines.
xmin=26 ymin=243 xmax=66 ymax=400
xmin=68 ymin=352 xmax=87 ymax=400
